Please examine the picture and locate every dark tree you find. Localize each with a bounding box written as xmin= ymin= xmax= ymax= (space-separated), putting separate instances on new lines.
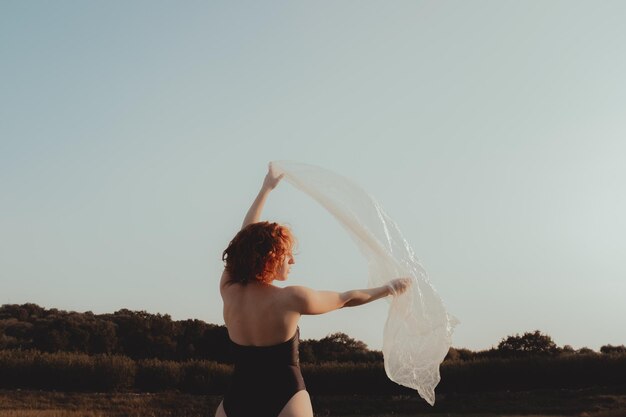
xmin=497 ymin=330 xmax=558 ymax=356
xmin=445 ymin=347 xmax=475 ymax=361
xmin=600 ymin=344 xmax=626 ymax=355
xmin=89 ymin=319 xmax=118 ymax=354
xmin=199 ymin=324 xmax=232 ymax=363
xmin=176 ymin=319 xmax=207 ymax=360
xmin=303 ymin=332 xmax=381 ymax=363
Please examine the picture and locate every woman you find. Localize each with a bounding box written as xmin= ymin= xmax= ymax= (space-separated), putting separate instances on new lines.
xmin=215 ymin=164 xmax=411 ymax=417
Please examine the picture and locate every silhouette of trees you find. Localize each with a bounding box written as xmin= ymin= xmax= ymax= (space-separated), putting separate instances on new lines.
xmin=600 ymin=344 xmax=626 ymax=354
xmin=445 ymin=347 xmax=475 ymax=361
xmin=497 ymin=330 xmax=558 ymax=356
xmin=2 ymin=304 xmax=622 ymax=365
xmin=300 ymin=332 xmax=382 ymax=363
xmin=0 ymin=304 xmax=379 ymax=363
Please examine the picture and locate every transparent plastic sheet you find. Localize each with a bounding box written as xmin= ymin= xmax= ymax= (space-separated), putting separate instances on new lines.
xmin=272 ymin=160 xmax=458 ymax=406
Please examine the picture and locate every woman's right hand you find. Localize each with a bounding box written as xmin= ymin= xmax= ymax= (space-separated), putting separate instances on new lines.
xmin=386 ymin=277 xmax=412 ymax=296
xmin=262 ymin=162 xmax=284 ymax=191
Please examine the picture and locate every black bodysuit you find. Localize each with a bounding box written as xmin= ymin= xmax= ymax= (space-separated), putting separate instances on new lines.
xmin=223 ymin=327 xmax=306 ymax=417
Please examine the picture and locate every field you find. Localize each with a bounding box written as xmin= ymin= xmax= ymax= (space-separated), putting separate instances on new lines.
xmin=1 ymin=388 xmax=626 ymax=417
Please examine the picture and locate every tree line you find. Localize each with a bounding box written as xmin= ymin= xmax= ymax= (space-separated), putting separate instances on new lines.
xmin=1 ymin=303 xmax=624 ymax=364
xmin=0 ymin=303 xmax=381 ymax=363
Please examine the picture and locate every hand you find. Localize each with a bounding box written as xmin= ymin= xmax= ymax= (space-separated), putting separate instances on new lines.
xmin=262 ymin=162 xmax=284 ymax=191
xmin=386 ymin=277 xmax=412 ymax=296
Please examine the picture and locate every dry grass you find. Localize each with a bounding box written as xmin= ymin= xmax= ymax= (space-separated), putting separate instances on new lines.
xmin=0 ymin=411 xmax=106 ymax=417
xmin=0 ymin=391 xmax=214 ymax=417
xmin=1 ymin=413 xmax=626 ymax=417
xmin=1 ymin=389 xmax=626 ymax=417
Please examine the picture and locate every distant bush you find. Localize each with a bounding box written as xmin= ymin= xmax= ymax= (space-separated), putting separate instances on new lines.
xmin=445 ymin=347 xmax=476 ymax=361
xmin=136 ymin=358 xmax=182 ymax=391
xmin=438 ymin=352 xmax=626 ymax=392
xmin=0 ymin=349 xmax=135 ymax=391
xmin=179 ymin=360 xmax=232 ymax=394
xmin=0 ymin=349 xmax=233 ymax=393
xmin=496 ymin=330 xmax=558 ymax=356
xmin=302 ymin=362 xmax=403 ymax=395
xmin=600 ymin=344 xmax=626 ymax=355
xmin=1 ymin=348 xmax=625 ymax=394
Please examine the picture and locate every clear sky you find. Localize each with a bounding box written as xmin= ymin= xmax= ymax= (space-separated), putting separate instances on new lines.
xmin=1 ymin=1 xmax=625 ymax=352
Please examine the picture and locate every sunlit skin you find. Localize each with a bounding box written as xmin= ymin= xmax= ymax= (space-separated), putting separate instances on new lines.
xmin=215 ymin=163 xmax=411 ymax=417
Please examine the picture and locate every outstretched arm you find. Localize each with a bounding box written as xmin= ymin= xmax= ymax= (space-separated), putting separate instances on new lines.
xmin=241 ymin=163 xmax=284 ymax=229
xmin=286 ymin=278 xmax=412 ymax=315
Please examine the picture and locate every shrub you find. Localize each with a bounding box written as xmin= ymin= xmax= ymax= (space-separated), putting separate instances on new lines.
xmin=179 ymin=360 xmax=232 ymax=394
xmin=136 ymin=358 xmax=182 ymax=392
xmin=0 ymin=349 xmax=135 ymax=391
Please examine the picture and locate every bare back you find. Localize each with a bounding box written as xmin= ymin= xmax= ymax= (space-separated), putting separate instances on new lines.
xmin=220 ymin=271 xmax=301 ymax=346
xmin=216 ymin=271 xmax=314 ymax=417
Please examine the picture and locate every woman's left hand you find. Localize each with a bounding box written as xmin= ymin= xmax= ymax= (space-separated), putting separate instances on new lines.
xmin=263 ymin=162 xmax=284 ymax=190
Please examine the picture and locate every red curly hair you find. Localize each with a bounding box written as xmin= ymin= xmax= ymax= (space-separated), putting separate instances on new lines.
xmin=222 ymin=221 xmax=295 ymax=285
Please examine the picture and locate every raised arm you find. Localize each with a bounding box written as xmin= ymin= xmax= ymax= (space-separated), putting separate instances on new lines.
xmin=241 ymin=163 xmax=284 ymax=229
xmin=286 ymin=278 xmax=412 ymax=315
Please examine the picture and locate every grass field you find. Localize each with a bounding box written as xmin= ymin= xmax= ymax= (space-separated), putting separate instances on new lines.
xmin=1 ymin=388 xmax=625 ymax=417
xmin=2 ymin=412 xmax=626 ymax=417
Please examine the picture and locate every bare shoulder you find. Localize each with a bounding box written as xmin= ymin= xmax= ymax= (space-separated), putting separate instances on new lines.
xmin=219 ymin=270 xmax=235 ymax=296
xmin=282 ymin=285 xmax=312 ymax=297
xmin=282 ymin=285 xmax=347 ymax=315
xmin=279 ymin=285 xmax=311 ymax=309
xmin=281 ymin=285 xmax=322 ymax=303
